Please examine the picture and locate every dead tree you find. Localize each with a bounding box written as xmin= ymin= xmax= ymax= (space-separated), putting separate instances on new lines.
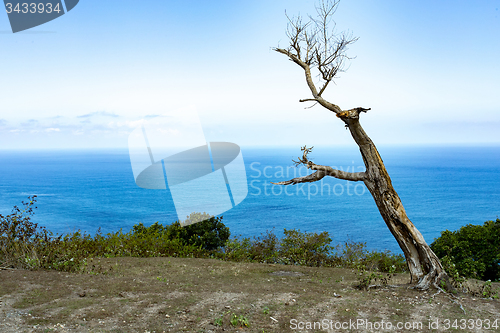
xmin=273 ymin=0 xmax=448 ymax=290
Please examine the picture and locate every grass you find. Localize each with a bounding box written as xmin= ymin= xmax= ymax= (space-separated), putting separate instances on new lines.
xmin=3 ymin=256 xmax=496 ymax=332
xmin=1 ymin=196 xmax=499 ymax=332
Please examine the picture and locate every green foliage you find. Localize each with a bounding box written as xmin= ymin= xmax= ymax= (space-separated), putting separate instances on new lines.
xmin=431 ymin=219 xmax=500 ymax=281
xmin=230 ymin=313 xmax=249 ymax=327
xmin=179 ymin=214 xmax=230 ymax=251
xmin=221 ymin=229 xmax=407 ymax=273
xmin=357 ymin=271 xmax=383 ymax=290
xmin=335 ymin=238 xmax=407 ymax=273
xmin=131 ymin=214 xmax=230 ymax=252
xmin=222 ymin=237 xmax=254 ymax=262
xmin=247 ymin=230 xmax=279 ymax=263
xmin=183 ymin=212 xmax=212 ymax=225
xmin=1 ymin=197 xmax=408 ymax=277
xmin=438 ymin=255 xmax=466 ymax=288
xmin=481 ymin=280 xmax=499 ymax=299
xmin=0 ymin=197 xmax=228 ymax=272
xmin=214 ymin=311 xmax=249 ymax=328
xmin=221 ymin=228 xmax=338 ymax=267
xmin=278 ymin=229 xmax=334 ymax=266
xmin=213 ymin=317 xmax=223 ymax=326
xmin=0 ymin=195 xmax=42 ymax=269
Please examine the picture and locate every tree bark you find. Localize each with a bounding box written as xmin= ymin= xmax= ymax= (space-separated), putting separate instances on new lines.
xmin=274 ymin=109 xmax=450 ymax=289
xmin=273 ymin=0 xmax=450 ymax=289
xmin=339 ymin=109 xmax=448 ymax=289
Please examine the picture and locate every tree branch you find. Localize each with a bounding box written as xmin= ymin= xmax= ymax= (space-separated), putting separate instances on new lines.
xmin=272 ymin=145 xmax=366 ymax=185
xmin=336 ymin=107 xmax=372 ymax=120
xmin=317 ymin=79 xmax=331 ymax=97
xmin=274 ymin=0 xmax=358 ymax=115
xmin=272 ymin=171 xmax=326 ymax=185
xmin=275 ymin=49 xmax=342 ymax=113
xmin=311 ymin=164 xmax=366 ymax=181
xmin=271 ymin=165 xmax=365 ymax=185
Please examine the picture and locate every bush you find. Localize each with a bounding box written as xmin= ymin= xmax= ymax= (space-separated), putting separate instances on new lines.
xmin=221 ymin=229 xmax=406 ymax=272
xmin=1 ymin=197 xmax=407 ymax=276
xmin=221 ymin=228 xmax=336 ymax=266
xmin=0 ymin=197 xmax=228 ymax=272
xmin=178 ymin=213 xmax=230 ymax=251
xmin=431 ymin=219 xmax=500 ymax=281
xmin=0 ymin=195 xmax=43 ymax=269
xmin=248 ymin=230 xmax=279 ymax=263
xmin=221 ymin=237 xmax=254 ymax=262
xmin=335 ymin=238 xmax=407 ymax=273
xmin=278 ymin=229 xmax=334 ymax=266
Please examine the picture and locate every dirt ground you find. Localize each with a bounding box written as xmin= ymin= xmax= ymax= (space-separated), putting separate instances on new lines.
xmin=1 ymin=257 xmax=499 ymax=332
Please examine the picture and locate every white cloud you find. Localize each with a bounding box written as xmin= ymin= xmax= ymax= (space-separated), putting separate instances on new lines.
xmin=77 ymin=111 xmax=120 ymax=119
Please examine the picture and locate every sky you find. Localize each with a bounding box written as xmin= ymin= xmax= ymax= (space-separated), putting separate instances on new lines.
xmin=1 ymin=0 xmax=499 ymax=149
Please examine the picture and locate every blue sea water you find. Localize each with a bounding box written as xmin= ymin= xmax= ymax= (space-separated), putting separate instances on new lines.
xmin=0 ymin=146 xmax=499 ymax=254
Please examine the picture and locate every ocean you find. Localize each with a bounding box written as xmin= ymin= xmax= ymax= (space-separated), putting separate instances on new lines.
xmin=0 ymin=145 xmax=499 ymax=254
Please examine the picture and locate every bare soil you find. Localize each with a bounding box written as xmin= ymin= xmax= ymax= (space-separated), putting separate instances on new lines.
xmin=1 ymin=257 xmax=499 ymax=332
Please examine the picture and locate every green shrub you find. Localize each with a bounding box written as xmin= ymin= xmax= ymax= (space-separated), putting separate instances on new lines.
xmin=220 ymin=229 xmax=406 ymax=272
xmin=1 ymin=198 xmax=227 ymax=271
xmin=178 ymin=214 xmax=230 ymax=251
xmin=248 ymin=230 xmax=279 ymax=263
xmin=0 ymin=195 xmax=42 ymax=269
xmin=2 ymin=197 xmax=408 ymax=276
xmin=334 ymin=238 xmax=406 ymax=273
xmin=278 ymin=229 xmax=334 ymax=266
xmin=364 ymin=250 xmax=406 ymax=273
xmin=431 ymin=219 xmax=500 ymax=281
xmin=221 ymin=229 xmax=336 ymax=266
xmin=182 ymin=212 xmax=213 ymax=225
xmin=221 ymin=237 xmax=254 ymax=262
xmin=335 ymin=238 xmax=367 ymax=267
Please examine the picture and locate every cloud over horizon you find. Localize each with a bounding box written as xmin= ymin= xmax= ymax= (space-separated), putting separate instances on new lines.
xmin=77 ymin=111 xmax=120 ymax=119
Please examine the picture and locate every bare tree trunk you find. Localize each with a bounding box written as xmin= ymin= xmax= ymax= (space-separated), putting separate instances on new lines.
xmin=342 ymin=111 xmax=448 ymax=289
xmin=273 ymin=0 xmax=450 ymax=290
xmin=275 ymin=109 xmax=450 ymax=289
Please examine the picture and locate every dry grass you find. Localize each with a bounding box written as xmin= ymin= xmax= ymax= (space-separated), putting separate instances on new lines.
xmin=1 ymin=256 xmax=499 ymax=332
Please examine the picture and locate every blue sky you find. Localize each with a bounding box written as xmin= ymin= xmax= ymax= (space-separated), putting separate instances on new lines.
xmin=1 ymin=0 xmax=499 ymax=149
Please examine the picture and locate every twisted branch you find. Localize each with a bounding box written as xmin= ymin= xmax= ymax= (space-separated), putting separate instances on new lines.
xmin=272 ymin=146 xmax=366 ymax=185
